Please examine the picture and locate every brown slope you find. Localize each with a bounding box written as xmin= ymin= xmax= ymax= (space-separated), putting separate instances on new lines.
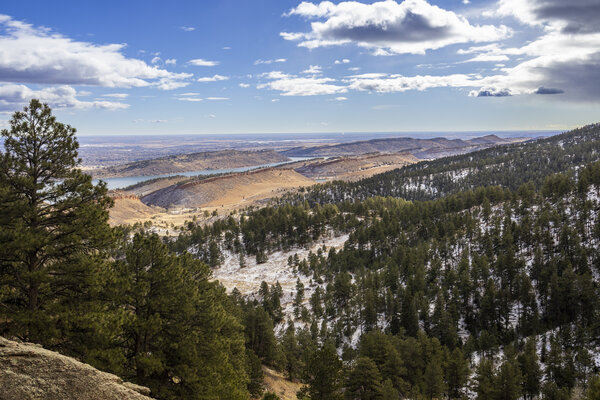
xmin=0 ymin=337 xmax=153 ymax=400
xmin=142 ymin=168 xmax=315 ymax=209
xmin=294 ymin=152 xmax=418 ymax=181
xmin=108 ymin=191 xmax=163 ymax=226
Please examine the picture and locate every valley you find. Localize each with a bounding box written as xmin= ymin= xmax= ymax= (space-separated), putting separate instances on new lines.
xmin=99 ymin=133 xmax=531 ymax=227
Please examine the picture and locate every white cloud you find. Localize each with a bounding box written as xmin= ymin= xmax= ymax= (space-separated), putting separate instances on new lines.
xmin=0 ymin=84 xmax=129 ymax=111
xmin=154 ymin=78 xmax=190 ymax=90
xmin=271 ymin=98 xmax=280 ymax=102
xmin=461 ymin=54 xmax=510 ymax=63
xmin=102 ymin=93 xmax=129 ymax=98
xmin=335 ymin=96 xmax=348 ymax=101
xmin=254 ymin=58 xmax=287 ymax=65
xmin=223 ymin=46 xmax=231 ymax=50
xmin=302 ymin=65 xmax=322 ymax=74
xmin=188 ymin=58 xmax=220 ymax=67
xmin=180 ymin=26 xmax=195 ymax=32
xmin=177 ymin=97 xmax=204 ymax=102
xmin=205 ymin=97 xmax=229 ymax=100
xmin=165 ymin=58 xmax=177 ymax=65
xmin=335 ymin=59 xmax=350 ymax=64
xmin=258 ymin=71 xmax=347 ymax=96
xmin=197 ymin=74 xmax=229 ymax=82
xmin=345 ymin=73 xmax=477 ymax=93
xmin=0 ymin=15 xmax=190 ymax=90
xmin=239 ymin=83 xmax=251 ymax=88
xmin=151 ymin=56 xmax=161 ymax=65
xmin=282 ymin=0 xmax=511 ymax=55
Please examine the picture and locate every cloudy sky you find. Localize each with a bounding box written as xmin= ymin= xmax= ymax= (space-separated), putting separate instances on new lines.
xmin=0 ymin=0 xmax=598 ymax=135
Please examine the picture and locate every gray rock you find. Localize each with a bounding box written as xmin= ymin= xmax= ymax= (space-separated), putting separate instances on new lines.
xmin=0 ymin=337 xmax=153 ymax=400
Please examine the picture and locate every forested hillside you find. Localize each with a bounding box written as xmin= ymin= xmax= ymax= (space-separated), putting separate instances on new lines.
xmin=2 ymin=101 xmax=599 ymax=400
xmin=284 ymin=124 xmax=600 ymax=205
xmin=170 ymin=124 xmax=600 ymax=400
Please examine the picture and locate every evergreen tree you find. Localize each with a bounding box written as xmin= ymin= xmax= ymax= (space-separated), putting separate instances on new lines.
xmin=423 ymin=359 xmax=445 ymax=400
xmin=586 ymin=375 xmax=600 ymax=400
xmin=518 ymin=338 xmax=541 ymax=400
xmin=495 ymin=349 xmax=523 ymax=400
xmin=446 ymin=347 xmax=470 ymax=399
xmin=116 ymin=232 xmax=249 ymax=399
xmin=345 ymin=357 xmax=384 ymax=400
xmin=304 ymin=341 xmax=343 ymax=400
xmin=0 ymin=99 xmax=113 ymax=346
xmin=475 ymin=359 xmax=497 ymax=400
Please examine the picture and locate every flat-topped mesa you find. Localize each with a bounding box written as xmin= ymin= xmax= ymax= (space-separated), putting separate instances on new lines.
xmin=0 ymin=336 xmax=154 ymax=400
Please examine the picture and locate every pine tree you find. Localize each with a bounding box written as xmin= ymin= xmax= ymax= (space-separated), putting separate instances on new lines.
xmin=304 ymin=341 xmax=343 ymax=400
xmin=586 ymin=375 xmax=600 ymax=400
xmin=475 ymin=358 xmax=497 ymax=400
xmin=116 ymin=232 xmax=249 ymax=399
xmin=282 ymin=323 xmax=302 ymax=381
xmin=495 ymin=348 xmax=522 ymax=400
xmin=345 ymin=357 xmax=384 ymax=400
xmin=518 ymin=338 xmax=541 ymax=400
xmin=446 ymin=347 xmax=470 ymax=399
xmin=423 ymin=359 xmax=445 ymax=400
xmin=0 ymin=99 xmax=113 ymax=346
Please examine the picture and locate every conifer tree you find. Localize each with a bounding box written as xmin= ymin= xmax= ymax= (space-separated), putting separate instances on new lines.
xmin=0 ymin=99 xmax=113 ymax=346
xmin=304 ymin=341 xmax=343 ymax=400
xmin=345 ymin=357 xmax=384 ymax=400
xmin=518 ymin=338 xmax=541 ymax=400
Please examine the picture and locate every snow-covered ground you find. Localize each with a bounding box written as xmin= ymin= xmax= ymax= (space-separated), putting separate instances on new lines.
xmin=211 ymin=233 xmax=349 ymax=315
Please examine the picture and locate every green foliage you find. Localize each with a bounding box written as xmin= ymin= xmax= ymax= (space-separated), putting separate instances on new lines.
xmin=586 ymin=375 xmax=600 ymax=400
xmin=0 ymin=99 xmax=114 ymax=347
xmin=344 ymin=357 xmax=384 ymax=400
xmin=0 ymin=101 xmax=254 ymax=400
xmin=304 ymin=341 xmax=343 ymax=400
xmin=113 ymin=232 xmax=249 ymax=399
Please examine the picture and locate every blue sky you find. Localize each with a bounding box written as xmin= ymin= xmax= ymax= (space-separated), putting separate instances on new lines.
xmin=0 ymin=0 xmax=599 ymax=135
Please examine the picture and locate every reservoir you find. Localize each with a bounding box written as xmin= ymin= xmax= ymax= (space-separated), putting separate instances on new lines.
xmin=93 ymin=157 xmax=313 ymax=190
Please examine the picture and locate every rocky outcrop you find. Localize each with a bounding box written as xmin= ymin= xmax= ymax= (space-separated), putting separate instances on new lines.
xmin=0 ymin=337 xmax=153 ymax=400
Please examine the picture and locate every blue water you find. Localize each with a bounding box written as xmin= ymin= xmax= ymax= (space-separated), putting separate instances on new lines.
xmin=94 ymin=157 xmax=313 ymax=190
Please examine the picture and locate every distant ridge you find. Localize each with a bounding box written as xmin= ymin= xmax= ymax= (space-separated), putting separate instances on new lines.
xmin=282 ymin=134 xmax=528 ymax=159
xmin=90 ymin=149 xmax=289 ymax=179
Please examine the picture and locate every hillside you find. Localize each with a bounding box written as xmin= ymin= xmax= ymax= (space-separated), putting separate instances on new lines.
xmin=90 ymin=149 xmax=289 ymax=178
xmin=108 ymin=191 xmax=162 ymax=226
xmin=282 ymin=134 xmax=527 ymax=159
xmin=292 ymin=152 xmax=418 ymax=181
xmin=142 ymin=168 xmax=314 ymax=209
xmin=0 ymin=337 xmax=153 ymax=400
xmin=287 ymin=123 xmax=600 ymax=205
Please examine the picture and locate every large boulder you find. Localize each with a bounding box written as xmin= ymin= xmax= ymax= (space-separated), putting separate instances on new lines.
xmin=0 ymin=337 xmax=153 ymax=400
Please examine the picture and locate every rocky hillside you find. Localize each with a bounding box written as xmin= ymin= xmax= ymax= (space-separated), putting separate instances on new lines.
xmin=0 ymin=337 xmax=153 ymax=400
xmin=91 ymin=149 xmax=289 ymax=178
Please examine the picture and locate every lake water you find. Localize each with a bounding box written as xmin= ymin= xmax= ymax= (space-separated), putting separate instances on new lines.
xmin=94 ymin=157 xmax=313 ymax=190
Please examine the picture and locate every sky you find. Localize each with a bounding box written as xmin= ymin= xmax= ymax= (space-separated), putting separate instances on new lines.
xmin=0 ymin=0 xmax=599 ymax=135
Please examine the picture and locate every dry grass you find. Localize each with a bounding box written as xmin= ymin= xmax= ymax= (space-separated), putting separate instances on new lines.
xmin=262 ymin=366 xmax=303 ymax=400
